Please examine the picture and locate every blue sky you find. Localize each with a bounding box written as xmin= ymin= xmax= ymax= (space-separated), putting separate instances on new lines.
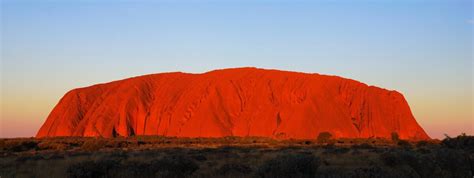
xmin=1 ymin=0 xmax=473 ymax=138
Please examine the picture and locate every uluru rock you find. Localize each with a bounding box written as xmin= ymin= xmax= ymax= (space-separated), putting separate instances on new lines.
xmin=36 ymin=67 xmax=430 ymax=140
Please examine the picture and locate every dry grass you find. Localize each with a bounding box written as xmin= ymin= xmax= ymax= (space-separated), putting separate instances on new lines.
xmin=0 ymin=135 xmax=472 ymax=178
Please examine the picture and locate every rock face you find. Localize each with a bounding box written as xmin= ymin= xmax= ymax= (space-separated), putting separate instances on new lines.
xmin=37 ymin=68 xmax=429 ymax=140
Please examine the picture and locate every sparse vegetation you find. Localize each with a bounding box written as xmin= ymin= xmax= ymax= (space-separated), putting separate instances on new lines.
xmin=2 ymin=139 xmax=38 ymax=152
xmin=81 ymin=138 xmax=107 ymax=151
xmin=0 ymin=134 xmax=472 ymax=178
xmin=317 ymin=132 xmax=332 ymax=143
xmin=441 ymin=133 xmax=474 ymax=151
xmin=397 ymin=140 xmax=412 ymax=148
xmin=216 ymin=163 xmax=252 ymax=177
xmin=391 ymin=132 xmax=400 ymax=142
xmin=38 ymin=141 xmax=68 ymax=151
xmin=257 ymin=154 xmax=320 ymax=178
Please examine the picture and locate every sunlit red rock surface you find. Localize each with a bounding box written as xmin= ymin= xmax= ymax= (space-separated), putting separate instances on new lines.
xmin=37 ymin=67 xmax=429 ymax=140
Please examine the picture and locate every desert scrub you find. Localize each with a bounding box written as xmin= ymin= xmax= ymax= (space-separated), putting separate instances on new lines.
xmin=67 ymin=159 xmax=120 ymax=178
xmin=67 ymin=155 xmax=199 ymax=178
xmin=257 ymin=153 xmax=320 ymax=178
xmin=391 ymin=132 xmax=400 ymax=143
xmin=434 ymin=148 xmax=471 ymax=177
xmin=37 ymin=141 xmax=68 ymax=151
xmin=80 ymin=138 xmax=107 ymax=151
xmin=323 ymin=146 xmax=350 ymax=155
xmin=397 ymin=140 xmax=412 ymax=149
xmin=379 ymin=151 xmax=400 ymax=167
xmin=2 ymin=139 xmax=38 ymax=152
xmin=379 ymin=148 xmax=471 ymax=177
xmin=351 ymin=143 xmax=375 ymax=150
xmin=215 ymin=163 xmax=252 ymax=177
xmin=150 ymin=155 xmax=200 ymax=177
xmin=442 ymin=133 xmax=474 ymax=151
xmin=316 ymin=132 xmax=332 ymax=144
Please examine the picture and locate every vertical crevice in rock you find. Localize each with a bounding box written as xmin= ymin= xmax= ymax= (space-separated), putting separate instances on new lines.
xmin=112 ymin=127 xmax=118 ymax=137
xmin=129 ymin=125 xmax=136 ymax=137
xmin=273 ymin=112 xmax=282 ymax=136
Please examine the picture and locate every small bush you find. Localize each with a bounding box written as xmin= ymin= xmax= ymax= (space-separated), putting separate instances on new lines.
xmin=317 ymin=132 xmax=332 ymax=143
xmin=2 ymin=140 xmax=38 ymax=152
xmin=81 ymin=138 xmax=107 ymax=151
xmin=441 ymin=133 xmax=474 ymax=151
xmin=38 ymin=141 xmax=68 ymax=151
xmin=356 ymin=143 xmax=374 ymax=149
xmin=397 ymin=140 xmax=412 ymax=148
xmin=415 ymin=140 xmax=428 ymax=147
xmin=0 ymin=139 xmax=5 ymax=149
xmin=391 ymin=132 xmax=399 ymax=143
xmin=257 ymin=154 xmax=320 ymax=178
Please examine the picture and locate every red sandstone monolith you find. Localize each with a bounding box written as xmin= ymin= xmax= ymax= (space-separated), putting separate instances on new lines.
xmin=37 ymin=68 xmax=430 ymax=140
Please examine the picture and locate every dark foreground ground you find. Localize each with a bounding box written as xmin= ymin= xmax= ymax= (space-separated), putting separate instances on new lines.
xmin=0 ymin=135 xmax=473 ymax=178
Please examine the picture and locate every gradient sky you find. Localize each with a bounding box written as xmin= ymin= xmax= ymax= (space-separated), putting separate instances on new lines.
xmin=1 ymin=0 xmax=472 ymax=139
